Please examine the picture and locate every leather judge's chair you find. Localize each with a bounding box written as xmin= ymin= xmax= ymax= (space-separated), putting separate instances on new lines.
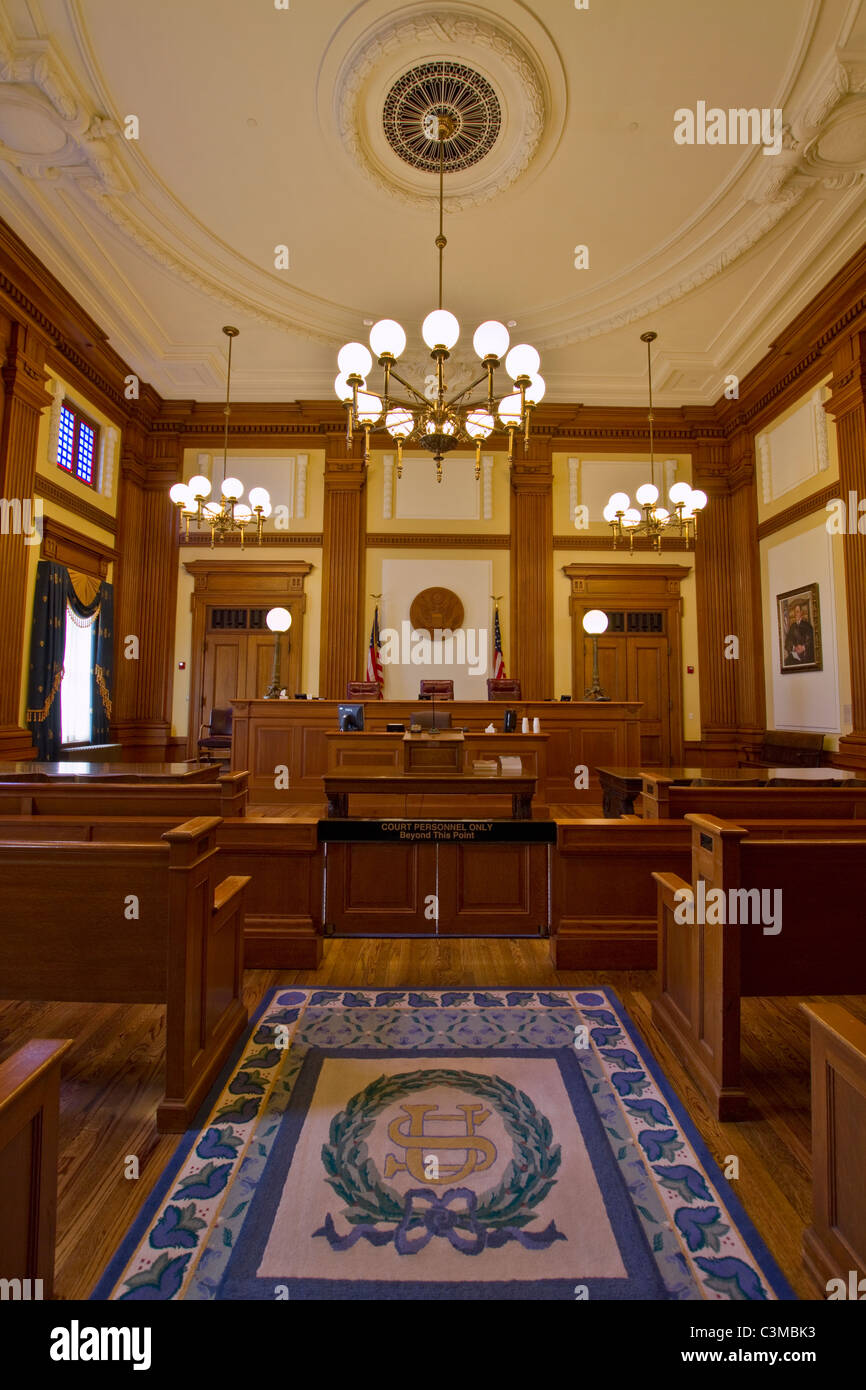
xmin=487 ymin=678 xmax=521 ymax=700
xmin=419 ymin=679 xmax=454 ymax=699
xmin=198 ymin=707 xmax=233 ymax=761
xmin=346 ymin=681 xmax=381 ymax=699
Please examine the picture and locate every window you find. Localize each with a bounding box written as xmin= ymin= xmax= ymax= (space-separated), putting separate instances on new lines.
xmin=57 ymin=401 xmax=99 ymax=487
xmin=60 ymin=606 xmax=95 ymax=744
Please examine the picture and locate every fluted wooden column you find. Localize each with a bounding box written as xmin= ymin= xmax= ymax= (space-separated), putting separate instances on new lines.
xmin=0 ymin=320 xmax=52 ymax=757
xmin=728 ymin=427 xmax=765 ymax=741
xmin=319 ymin=434 xmax=366 ymax=698
xmin=693 ymin=440 xmax=739 ymax=755
xmin=510 ymin=434 xmax=553 ymax=700
xmin=826 ymin=328 xmax=866 ymax=768
xmin=112 ymin=419 xmax=181 ymax=758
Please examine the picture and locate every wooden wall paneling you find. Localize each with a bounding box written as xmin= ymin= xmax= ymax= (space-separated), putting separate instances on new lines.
xmin=0 ymin=1038 xmax=73 ymax=1299
xmin=826 ymin=330 xmax=866 ymax=769
xmin=319 ymin=434 xmax=365 ymax=698
xmin=510 ymin=435 xmax=553 ymax=700
xmin=0 ymin=320 xmax=52 ymax=758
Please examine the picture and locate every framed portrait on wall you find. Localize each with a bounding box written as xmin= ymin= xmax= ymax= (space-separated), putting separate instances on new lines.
xmin=777 ymin=582 xmax=823 ymax=674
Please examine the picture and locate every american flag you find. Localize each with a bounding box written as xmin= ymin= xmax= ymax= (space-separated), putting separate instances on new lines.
xmin=492 ymin=603 xmax=507 ymax=681
xmin=365 ymin=604 xmax=384 ymax=696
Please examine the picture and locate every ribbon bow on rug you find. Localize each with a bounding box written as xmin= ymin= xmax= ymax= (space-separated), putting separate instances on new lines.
xmin=314 ymin=1187 xmax=566 ymax=1254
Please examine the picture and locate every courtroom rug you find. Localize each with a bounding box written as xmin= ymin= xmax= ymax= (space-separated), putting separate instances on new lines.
xmin=92 ymin=988 xmax=793 ymax=1301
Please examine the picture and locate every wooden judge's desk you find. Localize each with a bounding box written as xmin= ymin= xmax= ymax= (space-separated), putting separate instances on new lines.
xmin=230 ymin=698 xmax=642 ymax=804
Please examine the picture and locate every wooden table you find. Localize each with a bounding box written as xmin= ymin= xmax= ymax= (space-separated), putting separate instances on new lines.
xmin=323 ymin=768 xmax=537 ymax=820
xmin=595 ymin=764 xmax=861 ymax=818
xmin=0 ymin=761 xmax=220 ymax=783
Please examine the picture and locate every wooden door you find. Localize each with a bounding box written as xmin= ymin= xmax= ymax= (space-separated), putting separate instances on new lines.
xmin=202 ymin=635 xmax=245 ymax=723
xmin=628 ymin=636 xmax=670 ymax=765
xmin=584 ymin=638 xmax=628 ymax=702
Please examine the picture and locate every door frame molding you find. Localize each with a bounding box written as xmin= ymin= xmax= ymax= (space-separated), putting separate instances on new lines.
xmin=183 ymin=560 xmax=312 ymax=756
xmin=563 ymin=563 xmax=690 ymax=764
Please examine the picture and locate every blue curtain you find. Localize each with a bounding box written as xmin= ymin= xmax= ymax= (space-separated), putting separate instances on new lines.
xmin=26 ymin=560 xmax=114 ymax=758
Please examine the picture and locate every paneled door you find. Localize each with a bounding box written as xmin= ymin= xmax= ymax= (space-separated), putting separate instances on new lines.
xmin=183 ymin=560 xmax=312 ymax=757
xmin=568 ymin=563 xmax=688 ymax=767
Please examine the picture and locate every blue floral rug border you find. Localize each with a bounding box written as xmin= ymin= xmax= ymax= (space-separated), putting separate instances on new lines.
xmin=90 ymin=988 xmax=795 ymax=1302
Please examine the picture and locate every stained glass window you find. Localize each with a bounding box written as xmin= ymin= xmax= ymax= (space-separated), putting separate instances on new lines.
xmin=56 ymin=402 xmax=99 ymax=488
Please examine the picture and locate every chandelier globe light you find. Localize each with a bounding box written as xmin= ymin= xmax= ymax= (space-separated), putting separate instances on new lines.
xmin=605 ymin=331 xmax=708 ymax=551
xmin=336 ymin=113 xmax=542 ymax=482
xmin=170 ymin=327 xmax=271 ymax=547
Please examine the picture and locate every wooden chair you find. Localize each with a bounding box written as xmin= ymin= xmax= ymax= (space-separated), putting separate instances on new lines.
xmin=487 ymin=678 xmax=521 ymax=700
xmin=419 ymin=680 xmax=453 ymax=699
xmin=198 ymin=707 xmax=233 ymax=761
xmin=346 ymin=681 xmax=381 ymax=699
xmin=0 ymin=1039 xmax=72 ymax=1300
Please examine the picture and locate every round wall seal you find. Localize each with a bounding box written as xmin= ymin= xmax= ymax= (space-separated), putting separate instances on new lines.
xmin=410 ymin=587 xmax=464 ymax=636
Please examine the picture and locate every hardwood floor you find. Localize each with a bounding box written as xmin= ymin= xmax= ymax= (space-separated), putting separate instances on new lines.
xmin=2 ymin=940 xmax=860 ymax=1301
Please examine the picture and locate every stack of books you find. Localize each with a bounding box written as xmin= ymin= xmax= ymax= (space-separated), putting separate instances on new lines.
xmin=499 ymin=755 xmax=523 ymax=776
xmin=472 ymin=758 xmax=499 ymax=776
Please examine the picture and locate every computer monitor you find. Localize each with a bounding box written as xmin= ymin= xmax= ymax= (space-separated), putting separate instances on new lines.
xmin=409 ymin=708 xmax=452 ymax=731
xmin=337 ymin=703 xmax=365 ymax=732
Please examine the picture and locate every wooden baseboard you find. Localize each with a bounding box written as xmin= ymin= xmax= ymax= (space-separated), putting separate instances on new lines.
xmin=550 ymin=924 xmax=655 ymax=970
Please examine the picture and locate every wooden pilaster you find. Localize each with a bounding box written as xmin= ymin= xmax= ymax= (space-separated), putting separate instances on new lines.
xmin=319 ymin=433 xmax=366 ymax=699
xmin=510 ymin=433 xmax=553 ymax=699
xmin=111 ymin=415 xmax=181 ymax=759
xmin=728 ymin=426 xmax=766 ymax=743
xmin=0 ymin=319 xmax=52 ymax=757
xmin=826 ymin=329 xmax=866 ymax=768
xmin=693 ymin=438 xmax=739 ymax=756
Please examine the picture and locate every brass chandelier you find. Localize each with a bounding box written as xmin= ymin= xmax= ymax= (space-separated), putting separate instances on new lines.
xmin=169 ymin=326 xmax=272 ymax=546
xmin=605 ymin=331 xmax=707 ymax=551
xmin=335 ymin=114 xmax=544 ymax=482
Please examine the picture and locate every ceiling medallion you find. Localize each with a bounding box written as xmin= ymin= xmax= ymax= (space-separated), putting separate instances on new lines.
xmin=383 ymin=61 xmax=501 ymax=172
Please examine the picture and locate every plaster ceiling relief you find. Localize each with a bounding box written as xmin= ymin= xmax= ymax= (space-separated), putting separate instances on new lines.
xmin=322 ymin=5 xmax=562 ymax=211
xmin=0 ymin=0 xmax=864 ymax=403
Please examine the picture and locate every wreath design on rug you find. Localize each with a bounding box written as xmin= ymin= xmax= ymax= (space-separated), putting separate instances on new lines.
xmin=314 ymin=1068 xmax=564 ymax=1253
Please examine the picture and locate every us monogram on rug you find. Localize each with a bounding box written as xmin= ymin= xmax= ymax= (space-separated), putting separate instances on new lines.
xmin=92 ymin=989 xmax=794 ymax=1301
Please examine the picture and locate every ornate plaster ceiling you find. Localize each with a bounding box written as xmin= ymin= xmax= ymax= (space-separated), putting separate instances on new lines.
xmin=0 ymin=0 xmax=865 ymax=405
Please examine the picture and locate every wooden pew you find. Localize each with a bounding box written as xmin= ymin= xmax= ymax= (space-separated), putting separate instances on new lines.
xmin=641 ymin=772 xmax=866 ymax=820
xmin=801 ymin=1004 xmax=866 ymax=1296
xmin=0 ymin=770 xmax=249 ymax=819
xmin=0 ymin=818 xmax=249 ymax=1131
xmin=0 ymin=1039 xmax=72 ymax=1300
xmin=552 ymin=816 xmax=866 ymax=969
xmin=652 ymin=813 xmax=866 ymax=1119
xmin=0 ymin=813 xmax=322 ymax=969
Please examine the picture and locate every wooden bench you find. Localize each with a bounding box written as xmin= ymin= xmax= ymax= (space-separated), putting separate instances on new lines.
xmin=0 ymin=770 xmax=249 ymax=819
xmin=641 ymin=773 xmax=866 ymax=820
xmin=552 ymin=816 xmax=866 ymax=969
xmin=742 ymin=729 xmax=826 ymax=768
xmin=0 ymin=813 xmax=322 ymax=969
xmin=801 ymin=1004 xmax=866 ymax=1296
xmin=0 ymin=817 xmax=249 ymax=1131
xmin=0 ymin=1039 xmax=72 ymax=1299
xmin=652 ymin=813 xmax=866 ymax=1119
